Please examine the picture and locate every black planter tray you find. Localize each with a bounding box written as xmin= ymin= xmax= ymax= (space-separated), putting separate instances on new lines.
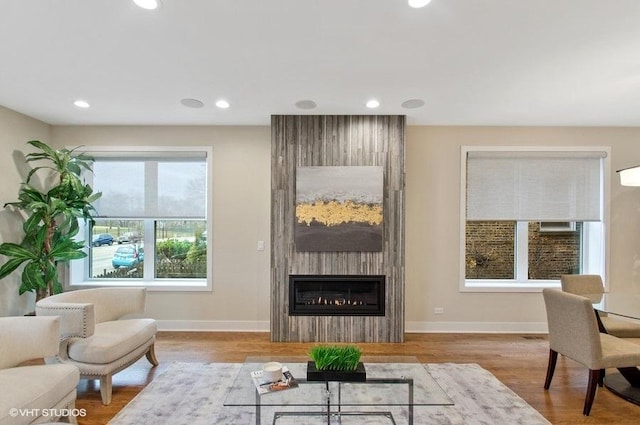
xmin=306 ymin=361 xmax=367 ymax=382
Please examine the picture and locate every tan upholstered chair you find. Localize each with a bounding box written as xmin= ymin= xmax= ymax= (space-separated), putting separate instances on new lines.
xmin=542 ymin=288 xmax=640 ymax=415
xmin=560 ymin=274 xmax=640 ymax=338
xmin=36 ymin=287 xmax=158 ymax=405
xmin=0 ymin=316 xmax=79 ymax=425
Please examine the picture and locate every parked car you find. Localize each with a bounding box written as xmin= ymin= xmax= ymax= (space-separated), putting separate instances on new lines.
xmin=92 ymin=233 xmax=114 ymax=247
xmin=112 ymin=245 xmax=144 ymax=269
xmin=117 ymin=231 xmax=141 ymax=244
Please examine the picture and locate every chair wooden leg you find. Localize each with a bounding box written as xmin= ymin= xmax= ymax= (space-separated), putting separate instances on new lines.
xmin=599 ymin=368 xmax=605 ymax=387
xmin=99 ymin=374 xmax=113 ymax=405
xmin=146 ymin=343 xmax=159 ymax=366
xmin=584 ymin=369 xmax=601 ymax=416
xmin=544 ymin=349 xmax=558 ymax=390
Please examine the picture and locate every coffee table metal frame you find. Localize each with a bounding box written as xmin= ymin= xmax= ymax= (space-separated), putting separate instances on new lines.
xmin=224 ymin=356 xmax=452 ymax=425
xmin=265 ymin=376 xmax=414 ymax=425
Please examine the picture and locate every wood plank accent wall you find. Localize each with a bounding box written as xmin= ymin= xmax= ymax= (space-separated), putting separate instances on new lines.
xmin=271 ymin=115 xmax=406 ymax=342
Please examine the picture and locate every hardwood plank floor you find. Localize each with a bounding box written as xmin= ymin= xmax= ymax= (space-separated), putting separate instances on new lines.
xmin=74 ymin=332 xmax=640 ymax=424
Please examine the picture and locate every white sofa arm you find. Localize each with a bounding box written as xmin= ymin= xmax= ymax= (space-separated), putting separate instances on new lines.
xmin=35 ymin=287 xmax=147 ymax=326
xmin=36 ymin=301 xmax=95 ymax=339
xmin=0 ymin=316 xmax=60 ymax=369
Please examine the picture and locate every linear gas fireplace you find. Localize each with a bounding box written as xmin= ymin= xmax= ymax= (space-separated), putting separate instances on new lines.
xmin=289 ymin=275 xmax=385 ymax=316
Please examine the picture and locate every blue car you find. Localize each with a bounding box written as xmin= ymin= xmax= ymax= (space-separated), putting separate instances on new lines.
xmin=112 ymin=245 xmax=144 ymax=269
xmin=92 ymin=233 xmax=114 ymax=247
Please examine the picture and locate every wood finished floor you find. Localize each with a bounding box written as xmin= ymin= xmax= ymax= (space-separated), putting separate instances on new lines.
xmin=74 ymin=332 xmax=640 ymax=425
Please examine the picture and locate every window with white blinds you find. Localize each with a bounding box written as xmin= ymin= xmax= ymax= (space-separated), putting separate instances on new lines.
xmin=91 ymin=151 xmax=207 ymax=220
xmin=466 ymin=150 xmax=605 ymax=222
xmin=69 ymin=147 xmax=211 ymax=291
xmin=461 ymin=147 xmax=609 ymax=291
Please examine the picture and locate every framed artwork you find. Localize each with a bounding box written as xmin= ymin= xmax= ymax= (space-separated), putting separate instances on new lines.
xmin=295 ymin=166 xmax=383 ymax=251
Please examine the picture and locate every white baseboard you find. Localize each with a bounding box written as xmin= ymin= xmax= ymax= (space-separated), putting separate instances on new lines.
xmin=158 ymin=320 xmax=270 ymax=332
xmin=405 ymin=321 xmax=548 ymax=334
xmin=158 ymin=320 xmax=548 ymax=334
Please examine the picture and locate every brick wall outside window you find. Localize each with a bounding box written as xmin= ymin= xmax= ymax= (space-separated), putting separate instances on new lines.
xmin=465 ymin=221 xmax=581 ymax=280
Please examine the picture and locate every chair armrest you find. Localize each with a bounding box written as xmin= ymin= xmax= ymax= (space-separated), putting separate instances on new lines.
xmin=36 ymin=301 xmax=95 ymax=339
xmin=0 ymin=316 xmax=60 ymax=369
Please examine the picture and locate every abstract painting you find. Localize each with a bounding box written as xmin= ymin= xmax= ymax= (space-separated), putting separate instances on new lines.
xmin=295 ymin=166 xmax=383 ymax=251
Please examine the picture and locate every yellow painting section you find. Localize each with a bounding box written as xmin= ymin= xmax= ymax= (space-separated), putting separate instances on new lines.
xmin=296 ymin=200 xmax=383 ymax=226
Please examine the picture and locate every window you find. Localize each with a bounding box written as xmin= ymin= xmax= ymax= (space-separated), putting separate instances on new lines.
xmin=461 ymin=147 xmax=609 ymax=291
xmin=70 ymin=147 xmax=211 ymax=291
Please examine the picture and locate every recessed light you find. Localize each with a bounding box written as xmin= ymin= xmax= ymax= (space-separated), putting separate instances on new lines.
xmin=180 ymin=98 xmax=204 ymax=108
xmin=133 ymin=0 xmax=160 ymax=10
xmin=73 ymin=100 xmax=90 ymax=108
xmin=408 ymin=0 xmax=432 ymax=8
xmin=366 ymin=99 xmax=380 ymax=109
xmin=295 ymin=100 xmax=317 ymax=110
xmin=215 ymin=100 xmax=230 ymax=109
xmin=401 ymin=99 xmax=425 ymax=109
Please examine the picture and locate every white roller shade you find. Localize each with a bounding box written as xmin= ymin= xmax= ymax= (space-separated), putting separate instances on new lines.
xmin=90 ymin=151 xmax=207 ymax=219
xmin=466 ymin=150 xmax=604 ymax=222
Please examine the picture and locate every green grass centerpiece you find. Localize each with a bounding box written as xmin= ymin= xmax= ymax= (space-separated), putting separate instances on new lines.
xmin=307 ymin=345 xmax=366 ymax=382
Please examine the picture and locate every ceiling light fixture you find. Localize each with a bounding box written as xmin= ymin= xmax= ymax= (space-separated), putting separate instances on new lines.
xmin=408 ymin=0 xmax=432 ymax=8
xmin=618 ymin=165 xmax=640 ymax=186
xmin=215 ymin=100 xmax=230 ymax=109
xmin=73 ymin=100 xmax=90 ymax=108
xmin=295 ymin=100 xmax=317 ymax=110
xmin=366 ymin=99 xmax=380 ymax=109
xmin=401 ymin=99 xmax=425 ymax=109
xmin=133 ymin=0 xmax=160 ymax=10
xmin=180 ymin=98 xmax=204 ymax=108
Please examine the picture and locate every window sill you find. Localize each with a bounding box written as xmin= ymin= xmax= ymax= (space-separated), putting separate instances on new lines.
xmin=461 ymin=279 xmax=560 ymax=293
xmin=68 ymin=279 xmax=211 ymax=292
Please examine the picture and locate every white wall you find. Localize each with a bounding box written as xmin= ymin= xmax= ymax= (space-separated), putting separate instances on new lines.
xmin=4 ymin=108 xmax=640 ymax=333
xmin=405 ymin=126 xmax=640 ymax=332
xmin=51 ymin=125 xmax=272 ymax=330
xmin=0 ymin=106 xmax=50 ymax=315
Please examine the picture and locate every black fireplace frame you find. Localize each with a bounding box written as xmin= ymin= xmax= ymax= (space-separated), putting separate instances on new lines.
xmin=288 ymin=274 xmax=385 ymax=316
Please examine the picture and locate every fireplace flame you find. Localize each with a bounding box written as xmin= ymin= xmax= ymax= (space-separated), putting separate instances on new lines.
xmin=307 ymin=296 xmax=366 ymax=306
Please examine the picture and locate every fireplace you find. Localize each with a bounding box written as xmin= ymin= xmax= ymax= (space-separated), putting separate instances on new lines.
xmin=289 ymin=275 xmax=385 ymax=316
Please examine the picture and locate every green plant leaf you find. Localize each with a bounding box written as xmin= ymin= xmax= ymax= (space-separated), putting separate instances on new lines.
xmin=86 ymin=191 xmax=102 ymax=204
xmin=0 ymin=243 xmax=36 ymax=260
xmin=23 ymin=213 xmax=42 ymax=236
xmin=0 ymin=257 xmax=29 ymax=279
xmin=21 ymin=262 xmax=46 ymax=293
xmin=27 ymin=140 xmax=57 ymax=159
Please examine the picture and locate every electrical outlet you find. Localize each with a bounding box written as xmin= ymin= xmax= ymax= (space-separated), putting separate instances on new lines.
xmin=434 ymin=307 xmax=444 ymax=314
xmin=257 ymin=240 xmax=265 ymax=251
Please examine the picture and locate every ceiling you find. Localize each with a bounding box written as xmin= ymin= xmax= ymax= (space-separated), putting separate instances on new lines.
xmin=1 ymin=0 xmax=639 ymax=127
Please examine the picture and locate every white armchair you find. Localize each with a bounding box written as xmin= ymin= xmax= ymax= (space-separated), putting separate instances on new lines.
xmin=36 ymin=287 xmax=158 ymax=405
xmin=0 ymin=316 xmax=79 ymax=425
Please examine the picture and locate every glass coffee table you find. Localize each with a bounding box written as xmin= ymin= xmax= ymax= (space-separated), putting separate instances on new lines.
xmin=223 ymin=356 xmax=453 ymax=425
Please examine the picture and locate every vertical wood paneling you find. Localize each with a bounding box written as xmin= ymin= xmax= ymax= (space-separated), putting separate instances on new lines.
xmin=271 ymin=115 xmax=405 ymax=342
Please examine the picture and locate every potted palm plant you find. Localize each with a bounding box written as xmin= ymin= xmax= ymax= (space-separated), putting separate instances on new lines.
xmin=0 ymin=140 xmax=101 ymax=301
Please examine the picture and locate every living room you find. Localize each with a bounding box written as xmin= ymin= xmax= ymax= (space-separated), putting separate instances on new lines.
xmin=2 ymin=1 xmax=640 ymax=424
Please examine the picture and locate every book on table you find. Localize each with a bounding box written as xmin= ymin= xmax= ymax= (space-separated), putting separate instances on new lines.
xmin=250 ymin=366 xmax=298 ymax=395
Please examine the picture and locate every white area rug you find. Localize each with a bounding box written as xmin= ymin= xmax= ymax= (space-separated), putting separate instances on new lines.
xmin=108 ymin=362 xmax=550 ymax=425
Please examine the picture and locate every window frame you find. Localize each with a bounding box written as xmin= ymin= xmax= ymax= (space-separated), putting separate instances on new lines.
xmin=68 ymin=146 xmax=213 ymax=292
xmin=459 ymin=146 xmax=611 ymax=293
